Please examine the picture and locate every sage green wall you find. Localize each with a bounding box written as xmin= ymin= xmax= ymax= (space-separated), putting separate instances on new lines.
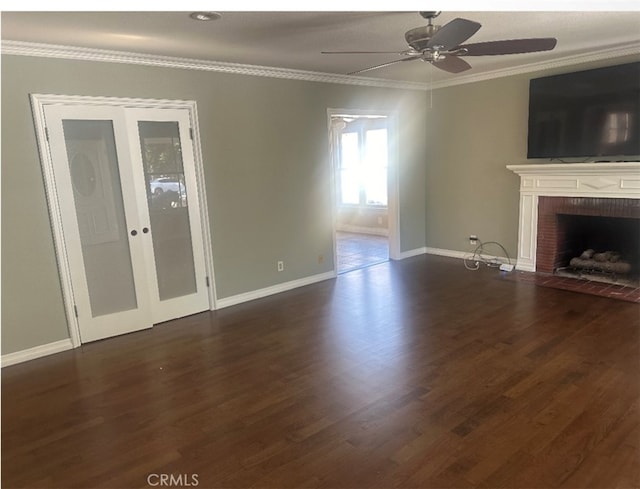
xmin=425 ymin=55 xmax=640 ymax=258
xmin=426 ymin=75 xmax=525 ymax=256
xmin=1 ymin=54 xmax=428 ymax=355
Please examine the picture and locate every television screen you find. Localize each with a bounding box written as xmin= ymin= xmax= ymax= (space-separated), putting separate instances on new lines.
xmin=527 ymin=62 xmax=640 ymax=159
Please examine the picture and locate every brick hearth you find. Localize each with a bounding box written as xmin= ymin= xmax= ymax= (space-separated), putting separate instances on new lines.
xmin=505 ymin=270 xmax=640 ymax=303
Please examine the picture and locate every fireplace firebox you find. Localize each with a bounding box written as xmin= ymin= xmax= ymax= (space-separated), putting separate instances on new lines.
xmin=536 ymin=197 xmax=640 ymax=286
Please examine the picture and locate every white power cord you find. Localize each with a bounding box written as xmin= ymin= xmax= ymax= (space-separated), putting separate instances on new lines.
xmin=464 ymin=239 xmax=513 ymax=271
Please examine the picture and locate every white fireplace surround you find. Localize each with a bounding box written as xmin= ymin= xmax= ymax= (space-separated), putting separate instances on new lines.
xmin=507 ymin=162 xmax=640 ymax=272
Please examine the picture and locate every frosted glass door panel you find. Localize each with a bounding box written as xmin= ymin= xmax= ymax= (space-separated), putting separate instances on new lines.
xmin=63 ymin=120 xmax=138 ymax=317
xmin=138 ymin=121 xmax=197 ymax=301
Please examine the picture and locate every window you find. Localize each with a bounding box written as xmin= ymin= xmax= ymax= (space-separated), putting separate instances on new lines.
xmin=603 ymin=111 xmax=631 ymax=145
xmin=336 ymin=118 xmax=388 ymax=207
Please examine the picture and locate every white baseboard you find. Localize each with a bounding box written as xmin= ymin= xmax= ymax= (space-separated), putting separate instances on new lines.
xmin=515 ymin=263 xmax=536 ymax=272
xmin=217 ymin=250 xmax=498 ymax=305
xmin=425 ymin=246 xmax=510 ymax=264
xmin=2 ymin=338 xmax=74 ymax=368
xmin=424 ymin=247 xmax=468 ymax=260
xmin=395 ymin=247 xmax=428 ymax=260
xmin=394 ymin=246 xmax=510 ymax=263
xmin=216 ymin=271 xmax=336 ymax=309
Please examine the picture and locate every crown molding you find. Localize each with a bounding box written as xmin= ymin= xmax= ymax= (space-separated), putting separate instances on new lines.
xmin=429 ymin=42 xmax=640 ymax=90
xmin=0 ymin=40 xmax=429 ymax=91
xmin=2 ymin=39 xmax=639 ymax=92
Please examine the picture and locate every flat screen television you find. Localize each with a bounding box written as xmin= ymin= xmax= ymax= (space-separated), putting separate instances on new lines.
xmin=527 ymin=62 xmax=640 ymax=159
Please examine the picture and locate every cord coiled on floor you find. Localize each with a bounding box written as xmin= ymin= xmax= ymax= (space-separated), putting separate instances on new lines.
xmin=464 ymin=240 xmax=512 ymax=271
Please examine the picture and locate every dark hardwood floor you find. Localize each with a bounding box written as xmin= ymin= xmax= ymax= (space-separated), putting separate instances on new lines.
xmin=3 ymin=255 xmax=639 ymax=488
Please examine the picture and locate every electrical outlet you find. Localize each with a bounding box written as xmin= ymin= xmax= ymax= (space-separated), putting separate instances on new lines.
xmin=469 ymin=235 xmax=478 ymax=245
xmin=277 ymin=261 xmax=284 ymax=272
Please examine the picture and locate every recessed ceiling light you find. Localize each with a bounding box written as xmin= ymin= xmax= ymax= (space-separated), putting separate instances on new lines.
xmin=189 ymin=12 xmax=222 ymax=22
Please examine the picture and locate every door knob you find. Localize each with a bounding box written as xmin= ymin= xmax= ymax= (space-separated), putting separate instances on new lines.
xmin=142 ymin=227 xmax=149 ymax=234
xmin=130 ymin=229 xmax=138 ymax=236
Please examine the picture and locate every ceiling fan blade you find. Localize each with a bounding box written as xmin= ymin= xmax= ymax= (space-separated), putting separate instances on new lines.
xmin=432 ymin=55 xmax=472 ymax=74
xmin=322 ymin=50 xmax=407 ymax=55
xmin=348 ymin=56 xmax=421 ymax=75
xmin=458 ymin=38 xmax=557 ymax=56
xmin=427 ymin=18 xmax=481 ymax=50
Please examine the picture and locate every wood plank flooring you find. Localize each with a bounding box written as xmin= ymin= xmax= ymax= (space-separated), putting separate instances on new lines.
xmin=3 ymin=255 xmax=639 ymax=488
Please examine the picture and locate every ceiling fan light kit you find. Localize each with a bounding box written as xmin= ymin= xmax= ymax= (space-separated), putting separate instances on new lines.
xmin=323 ymin=12 xmax=557 ymax=76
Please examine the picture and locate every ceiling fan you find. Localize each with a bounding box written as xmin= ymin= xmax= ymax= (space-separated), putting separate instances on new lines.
xmin=322 ymin=12 xmax=557 ymax=75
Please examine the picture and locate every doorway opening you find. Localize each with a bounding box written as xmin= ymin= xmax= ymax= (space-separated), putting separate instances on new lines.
xmin=329 ymin=112 xmax=393 ymax=274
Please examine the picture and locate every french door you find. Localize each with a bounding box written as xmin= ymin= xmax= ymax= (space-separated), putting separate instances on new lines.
xmin=43 ymin=104 xmax=210 ymax=343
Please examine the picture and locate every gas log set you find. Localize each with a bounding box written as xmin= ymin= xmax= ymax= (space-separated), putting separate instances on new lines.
xmin=568 ymin=249 xmax=632 ymax=276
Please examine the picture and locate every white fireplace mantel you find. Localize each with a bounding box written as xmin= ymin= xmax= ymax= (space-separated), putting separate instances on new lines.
xmin=507 ymin=162 xmax=640 ymax=272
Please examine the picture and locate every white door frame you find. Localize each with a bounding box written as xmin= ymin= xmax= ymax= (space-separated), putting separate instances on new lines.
xmin=326 ymin=108 xmax=401 ymax=270
xmin=31 ymin=93 xmax=217 ymax=348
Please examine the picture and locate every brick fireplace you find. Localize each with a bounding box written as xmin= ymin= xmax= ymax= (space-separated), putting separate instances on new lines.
xmin=507 ymin=162 xmax=640 ymax=299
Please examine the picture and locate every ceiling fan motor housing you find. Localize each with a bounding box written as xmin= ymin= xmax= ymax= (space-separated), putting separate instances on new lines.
xmin=405 ymin=25 xmax=439 ymax=51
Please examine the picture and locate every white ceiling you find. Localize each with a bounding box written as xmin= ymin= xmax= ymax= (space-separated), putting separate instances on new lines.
xmin=2 ymin=11 xmax=640 ymax=84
